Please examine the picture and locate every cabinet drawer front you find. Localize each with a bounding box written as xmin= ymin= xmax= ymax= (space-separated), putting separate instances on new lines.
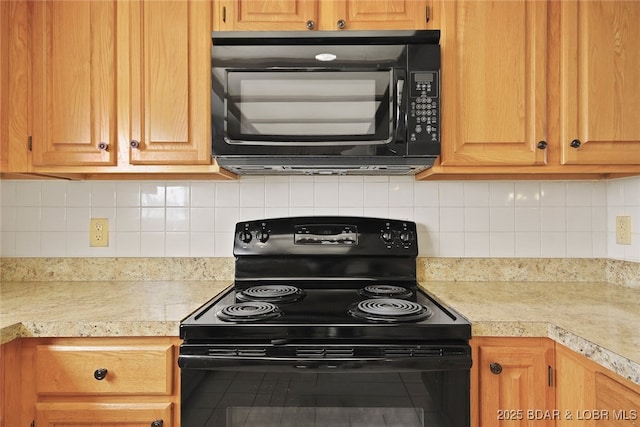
xmin=35 ymin=344 xmax=174 ymax=395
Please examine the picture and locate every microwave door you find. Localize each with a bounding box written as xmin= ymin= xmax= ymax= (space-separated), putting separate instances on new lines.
xmin=224 ymin=71 xmax=393 ymax=146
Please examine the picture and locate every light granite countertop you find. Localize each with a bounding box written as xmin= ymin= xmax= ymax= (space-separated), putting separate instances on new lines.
xmin=419 ymin=281 xmax=640 ymax=385
xmin=1 ymin=280 xmax=638 ymax=385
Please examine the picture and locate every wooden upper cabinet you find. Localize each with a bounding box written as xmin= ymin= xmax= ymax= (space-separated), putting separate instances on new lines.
xmin=215 ymin=0 xmax=433 ymax=31
xmin=560 ymin=0 xmax=640 ymax=166
xmin=439 ymin=0 xmax=548 ymax=167
xmin=215 ymin=0 xmax=319 ymax=31
xmin=31 ymin=1 xmax=118 ymax=167
xmin=124 ymin=0 xmax=212 ymax=165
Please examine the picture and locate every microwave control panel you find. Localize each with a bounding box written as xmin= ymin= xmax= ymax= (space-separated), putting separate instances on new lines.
xmin=408 ymin=71 xmax=439 ymax=144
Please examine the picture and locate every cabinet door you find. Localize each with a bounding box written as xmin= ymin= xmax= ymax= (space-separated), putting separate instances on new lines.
xmin=125 ymin=0 xmax=212 ymax=165
xmin=327 ymin=0 xmax=432 ymax=30
xmin=474 ymin=337 xmax=555 ymax=427
xmin=31 ymin=1 xmax=117 ymax=166
xmin=439 ymin=0 xmax=548 ymax=166
xmin=560 ymin=1 xmax=640 ymax=165
xmin=215 ymin=0 xmax=319 ymax=31
xmin=35 ymin=402 xmax=172 ymax=427
xmin=556 ymin=343 xmax=640 ymax=427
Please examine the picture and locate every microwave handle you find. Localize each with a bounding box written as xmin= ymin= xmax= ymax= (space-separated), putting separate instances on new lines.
xmin=395 ymin=72 xmax=406 ymax=143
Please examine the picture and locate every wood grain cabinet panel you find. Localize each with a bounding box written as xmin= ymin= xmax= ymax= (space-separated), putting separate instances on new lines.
xmin=13 ymin=337 xmax=181 ymax=427
xmin=35 ymin=401 xmax=173 ymax=427
xmin=31 ymin=0 xmax=118 ymax=167
xmin=560 ymin=0 xmax=640 ymax=166
xmin=472 ymin=337 xmax=555 ymax=427
xmin=125 ymin=0 xmax=212 ymax=165
xmin=438 ymin=0 xmax=548 ymax=167
xmin=35 ymin=344 xmax=173 ymax=395
xmin=215 ymin=0 xmax=432 ymax=31
xmin=556 ymin=343 xmax=640 ymax=427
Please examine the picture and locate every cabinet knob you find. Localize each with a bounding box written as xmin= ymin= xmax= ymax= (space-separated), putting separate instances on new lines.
xmin=337 ymin=19 xmax=346 ymax=29
xmin=570 ymin=139 xmax=581 ymax=149
xmin=489 ymin=362 xmax=503 ymax=375
xmin=97 ymin=142 xmax=109 ymax=151
xmin=93 ymin=368 xmax=108 ymax=380
xmin=130 ymin=140 xmax=140 ymax=149
xmin=306 ymin=20 xmax=315 ymax=30
xmin=150 ymin=421 xmax=163 ymax=427
xmin=537 ymin=140 xmax=547 ymax=150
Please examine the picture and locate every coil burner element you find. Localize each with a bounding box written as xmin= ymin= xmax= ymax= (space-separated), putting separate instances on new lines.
xmin=358 ymin=284 xmax=413 ymax=299
xmin=216 ymin=302 xmax=282 ymax=322
xmin=236 ymin=285 xmax=305 ymax=304
xmin=348 ymin=298 xmax=432 ymax=323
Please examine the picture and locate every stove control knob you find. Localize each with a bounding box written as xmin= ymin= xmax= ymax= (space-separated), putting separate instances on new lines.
xmin=399 ymin=231 xmax=414 ymax=244
xmin=381 ymin=230 xmax=394 ymax=243
xmin=257 ymin=229 xmax=270 ymax=243
xmin=239 ymin=230 xmax=252 ymax=243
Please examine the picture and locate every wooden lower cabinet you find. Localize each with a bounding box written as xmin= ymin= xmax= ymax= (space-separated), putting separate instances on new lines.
xmin=17 ymin=337 xmax=181 ymax=427
xmin=471 ymin=337 xmax=555 ymax=427
xmin=36 ymin=402 xmax=172 ymax=427
xmin=556 ymin=343 xmax=640 ymax=427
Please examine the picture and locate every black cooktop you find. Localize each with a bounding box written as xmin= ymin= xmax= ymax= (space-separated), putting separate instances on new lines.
xmin=180 ymin=283 xmax=470 ymax=342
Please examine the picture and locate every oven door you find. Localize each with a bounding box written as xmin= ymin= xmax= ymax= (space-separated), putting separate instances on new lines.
xmin=179 ymin=343 xmax=471 ymax=427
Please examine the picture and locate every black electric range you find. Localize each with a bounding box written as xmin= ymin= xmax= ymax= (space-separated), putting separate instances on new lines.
xmin=179 ymin=216 xmax=471 ymax=427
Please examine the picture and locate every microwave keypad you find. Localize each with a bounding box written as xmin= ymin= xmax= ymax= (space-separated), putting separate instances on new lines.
xmin=409 ymin=72 xmax=439 ymax=143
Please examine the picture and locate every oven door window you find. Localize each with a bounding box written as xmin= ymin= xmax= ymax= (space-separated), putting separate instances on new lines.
xmin=224 ymin=71 xmax=394 ymax=145
xmin=181 ymin=368 xmax=468 ymax=427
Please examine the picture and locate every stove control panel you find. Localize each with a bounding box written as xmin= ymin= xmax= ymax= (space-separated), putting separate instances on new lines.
xmin=234 ymin=216 xmax=418 ymax=256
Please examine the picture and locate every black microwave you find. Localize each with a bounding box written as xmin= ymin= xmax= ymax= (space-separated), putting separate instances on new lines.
xmin=211 ymin=30 xmax=441 ymax=175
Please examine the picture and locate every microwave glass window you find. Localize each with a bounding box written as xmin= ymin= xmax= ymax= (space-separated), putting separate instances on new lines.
xmin=239 ymin=79 xmax=376 ymax=136
xmin=226 ymin=71 xmax=393 ymax=144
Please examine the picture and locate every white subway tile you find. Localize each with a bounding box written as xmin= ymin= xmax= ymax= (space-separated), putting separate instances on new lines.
xmin=141 ymin=232 xmax=165 ymax=257
xmin=540 ymin=232 xmax=566 ymax=257
xmin=489 ymin=232 xmax=515 ymax=257
xmin=515 ymin=231 xmax=541 ymax=257
xmin=116 ymin=182 xmax=141 ymax=207
xmin=41 ymin=181 xmax=67 ymax=206
xmin=463 ymin=182 xmax=489 ymax=206
xmin=489 ymin=182 xmax=515 ymax=207
xmin=290 ymin=182 xmax=314 ymax=207
xmin=191 ymin=182 xmax=216 ymax=207
xmin=166 ymin=184 xmax=190 ymax=207
xmin=166 ymin=207 xmax=190 ymax=232
xmin=41 ymin=207 xmax=66 ymax=231
xmin=115 ymin=232 xmax=141 ymax=257
xmin=465 ymin=232 xmax=490 ymax=257
xmin=438 ymin=182 xmax=464 ymax=207
xmin=540 ymin=182 xmax=566 ymax=206
xmin=141 ymin=183 xmax=166 ymax=207
xmin=91 ymin=182 xmax=117 ymax=207
xmin=141 ymin=207 xmax=165 ymax=232
xmin=15 ymin=182 xmax=41 ymax=206
xmin=66 ymin=182 xmax=92 ymax=207
xmin=439 ymin=232 xmax=465 ymax=257
xmin=165 ymin=232 xmax=190 ymax=256
xmin=15 ymin=231 xmax=40 ymax=256
xmin=191 ymin=208 xmax=216 ymax=232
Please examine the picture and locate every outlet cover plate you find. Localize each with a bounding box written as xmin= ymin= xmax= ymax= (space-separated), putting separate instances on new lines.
xmin=90 ymin=218 xmax=109 ymax=247
xmin=615 ymin=216 xmax=631 ymax=245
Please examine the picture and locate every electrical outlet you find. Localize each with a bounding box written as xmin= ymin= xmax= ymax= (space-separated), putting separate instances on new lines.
xmin=615 ymin=216 xmax=631 ymax=245
xmin=90 ymin=218 xmax=109 ymax=247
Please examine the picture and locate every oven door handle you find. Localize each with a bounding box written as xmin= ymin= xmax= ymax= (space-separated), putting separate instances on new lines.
xmin=178 ymin=355 xmax=472 ymax=372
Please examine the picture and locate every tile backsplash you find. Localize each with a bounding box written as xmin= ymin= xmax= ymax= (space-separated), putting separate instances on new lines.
xmin=1 ymin=176 xmax=638 ymax=261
